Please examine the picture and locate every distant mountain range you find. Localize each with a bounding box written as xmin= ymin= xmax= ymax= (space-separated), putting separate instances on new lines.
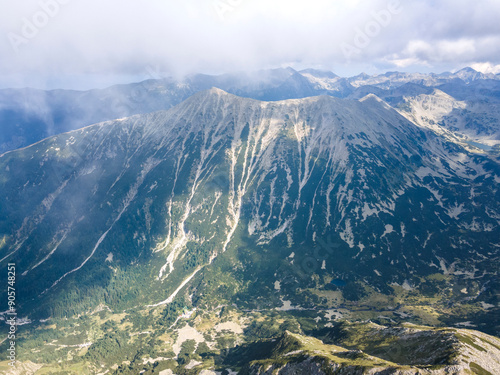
xmin=1 ymin=67 xmax=499 ymax=154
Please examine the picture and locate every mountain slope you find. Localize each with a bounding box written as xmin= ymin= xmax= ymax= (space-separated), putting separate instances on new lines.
xmin=0 ymin=88 xmax=499 ymax=373
xmin=396 ymin=88 xmax=500 ymax=148
xmin=346 ymin=81 xmax=500 ymax=153
xmin=242 ymin=324 xmax=500 ymax=374
xmin=0 ymin=80 xmax=199 ymax=153
xmin=1 ymin=88 xmax=498 ymax=321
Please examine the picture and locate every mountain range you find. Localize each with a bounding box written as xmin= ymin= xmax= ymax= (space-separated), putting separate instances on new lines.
xmin=0 ymin=69 xmax=499 ymax=374
xmin=2 ymin=67 xmax=499 ymax=153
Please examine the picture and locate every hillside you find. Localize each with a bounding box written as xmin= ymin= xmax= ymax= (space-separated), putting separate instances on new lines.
xmin=0 ymin=88 xmax=498 ymax=374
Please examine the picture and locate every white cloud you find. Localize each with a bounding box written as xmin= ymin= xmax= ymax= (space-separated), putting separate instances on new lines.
xmin=470 ymin=62 xmax=500 ymax=74
xmin=397 ymin=38 xmax=476 ymax=63
xmin=0 ymin=0 xmax=499 ymax=88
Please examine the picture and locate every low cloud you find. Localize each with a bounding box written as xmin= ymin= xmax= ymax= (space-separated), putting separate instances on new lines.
xmin=470 ymin=62 xmax=500 ymax=74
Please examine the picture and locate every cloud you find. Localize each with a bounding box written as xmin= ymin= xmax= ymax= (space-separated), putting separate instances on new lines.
xmin=386 ymin=38 xmax=477 ymax=66
xmin=1 ymin=0 xmax=499 ymax=88
xmin=470 ymin=62 xmax=500 ymax=74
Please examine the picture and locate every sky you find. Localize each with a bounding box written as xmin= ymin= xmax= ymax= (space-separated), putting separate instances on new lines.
xmin=1 ymin=0 xmax=500 ymax=90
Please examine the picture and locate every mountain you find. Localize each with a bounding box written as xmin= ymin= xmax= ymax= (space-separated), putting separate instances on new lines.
xmin=300 ymin=70 xmax=355 ymax=97
xmin=0 ymin=88 xmax=499 ymax=373
xmin=299 ymin=68 xmax=339 ymax=79
xmin=0 ymin=80 xmax=198 ymax=153
xmin=3 ymin=67 xmax=499 ymax=154
xmin=395 ymin=88 xmax=500 ymax=150
xmin=452 ymin=67 xmax=495 ymax=84
xmin=347 ymin=71 xmax=446 ymax=89
xmin=437 ymin=79 xmax=500 ymax=101
xmin=241 ymin=324 xmax=500 ymax=374
xmin=344 ymin=80 xmax=500 ymax=153
xmin=0 ymin=68 xmax=320 ymax=153
xmin=345 ymin=67 xmax=500 ymax=90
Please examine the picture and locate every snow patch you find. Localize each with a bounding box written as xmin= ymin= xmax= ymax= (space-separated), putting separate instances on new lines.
xmin=339 ymin=219 xmax=355 ymax=248
xmin=361 ymin=203 xmax=379 ymax=221
xmin=402 ymin=280 xmax=413 ymax=291
xmin=446 ymin=203 xmax=467 ymax=219
xmin=381 ymin=224 xmax=394 ymax=238
xmin=274 ymin=281 xmax=281 ymax=291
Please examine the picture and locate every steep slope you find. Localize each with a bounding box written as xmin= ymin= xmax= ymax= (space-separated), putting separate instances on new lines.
xmin=0 ymin=68 xmax=321 ymax=153
xmin=0 ymin=88 xmax=498 ymax=327
xmin=346 ymin=81 xmax=500 ymax=153
xmin=298 ymin=69 xmax=355 ymax=97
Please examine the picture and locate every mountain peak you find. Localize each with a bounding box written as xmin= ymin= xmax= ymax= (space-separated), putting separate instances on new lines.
xmin=354 ymin=72 xmax=371 ymax=79
xmin=456 ymin=66 xmax=478 ymax=74
xmin=358 ymin=93 xmax=392 ymax=110
xmin=206 ymin=86 xmax=230 ymax=95
xmin=453 ymin=67 xmax=485 ymax=83
xmin=186 ymin=87 xmax=241 ymax=102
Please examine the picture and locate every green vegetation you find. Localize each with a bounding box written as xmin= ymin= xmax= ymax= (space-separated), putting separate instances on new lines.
xmin=161 ymin=300 xmax=187 ymax=326
xmin=456 ymin=334 xmax=487 ymax=352
xmin=470 ymin=362 xmax=493 ymax=375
